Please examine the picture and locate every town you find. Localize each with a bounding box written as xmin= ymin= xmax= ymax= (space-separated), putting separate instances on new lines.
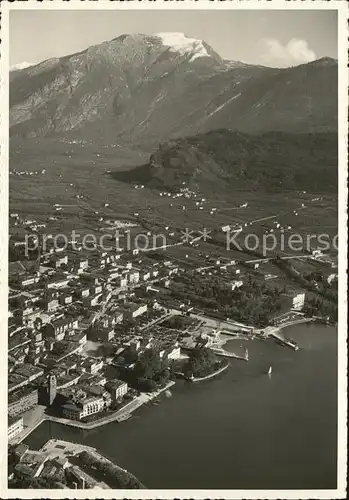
xmin=8 ymin=206 xmax=338 ymax=489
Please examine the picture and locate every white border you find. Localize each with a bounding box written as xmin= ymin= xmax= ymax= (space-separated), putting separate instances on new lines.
xmin=0 ymin=1 xmax=347 ymax=499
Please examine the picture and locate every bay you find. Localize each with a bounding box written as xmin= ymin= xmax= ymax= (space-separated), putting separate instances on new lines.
xmin=24 ymin=324 xmax=338 ymax=489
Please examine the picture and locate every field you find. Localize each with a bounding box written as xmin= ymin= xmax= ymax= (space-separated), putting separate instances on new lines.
xmin=10 ymin=138 xmax=338 ymax=271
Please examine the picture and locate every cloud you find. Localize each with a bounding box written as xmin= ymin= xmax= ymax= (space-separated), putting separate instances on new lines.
xmin=259 ymin=38 xmax=317 ymax=68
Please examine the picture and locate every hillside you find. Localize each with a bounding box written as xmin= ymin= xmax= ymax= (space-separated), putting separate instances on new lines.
xmin=112 ymin=130 xmax=337 ymax=193
xmin=10 ymin=33 xmax=337 ymax=144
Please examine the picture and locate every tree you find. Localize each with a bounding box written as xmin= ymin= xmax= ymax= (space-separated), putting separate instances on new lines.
xmin=123 ymin=345 xmax=139 ymax=364
xmin=183 ymin=347 xmax=217 ymax=378
xmin=78 ymin=450 xmax=95 ymax=468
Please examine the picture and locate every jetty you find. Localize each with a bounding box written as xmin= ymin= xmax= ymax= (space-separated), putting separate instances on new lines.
xmin=188 ymin=362 xmax=229 ymax=382
xmin=269 ymin=332 xmax=299 ymax=351
xmin=210 ymin=347 xmax=248 ymax=360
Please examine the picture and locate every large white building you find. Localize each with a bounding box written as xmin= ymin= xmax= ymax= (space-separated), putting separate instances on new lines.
xmin=8 ymin=415 xmax=24 ymax=441
xmin=123 ymin=303 xmax=148 ymax=321
xmin=167 ymin=346 xmax=181 ymax=360
xmin=62 ymin=396 xmax=105 ymax=421
xmin=292 ymin=293 xmax=305 ymax=311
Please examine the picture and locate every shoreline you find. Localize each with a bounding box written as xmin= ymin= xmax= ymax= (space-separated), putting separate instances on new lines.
xmin=189 ymin=361 xmax=229 ymax=383
xmin=14 ymin=380 xmax=176 ymax=443
xmin=12 ymin=318 xmax=325 ymax=444
xmin=34 ymin=438 xmax=144 ymax=489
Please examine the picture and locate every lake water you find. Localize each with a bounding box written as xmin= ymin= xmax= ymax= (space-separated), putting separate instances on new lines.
xmin=24 ymin=324 xmax=337 ymax=489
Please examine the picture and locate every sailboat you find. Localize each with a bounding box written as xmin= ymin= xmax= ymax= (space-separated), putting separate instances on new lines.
xmin=245 ymin=348 xmax=249 ymax=361
xmin=268 ymin=366 xmax=272 ymax=375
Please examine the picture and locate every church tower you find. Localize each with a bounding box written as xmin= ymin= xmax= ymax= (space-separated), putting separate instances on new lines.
xmin=48 ymin=373 xmax=57 ymax=406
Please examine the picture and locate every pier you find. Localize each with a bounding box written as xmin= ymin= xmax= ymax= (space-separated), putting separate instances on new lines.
xmin=210 ymin=347 xmax=248 ymax=360
xmin=262 ymin=316 xmax=315 ymax=350
xmin=269 ymin=332 xmax=299 ymax=351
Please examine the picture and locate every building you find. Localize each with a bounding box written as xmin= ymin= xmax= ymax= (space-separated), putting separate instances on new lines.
xmin=81 ymin=358 xmax=104 ymax=375
xmin=59 ymin=293 xmax=73 ymax=306
xmin=44 ymin=296 xmax=59 ymax=312
xmin=112 ymin=309 xmax=123 ymax=325
xmin=231 ymin=280 xmax=243 ymax=291
xmin=115 ymin=277 xmax=127 ymax=288
xmin=87 ymin=326 xmax=115 ymax=343
xmin=90 ymin=284 xmax=103 ymax=296
xmin=49 ymin=255 xmax=68 ymax=269
xmin=10 ymin=364 xmax=44 ymax=392
xmin=40 ymin=459 xmax=68 ymax=484
xmin=65 ymin=465 xmax=95 ymax=489
xmin=123 ymin=303 xmax=147 ymax=322
xmin=311 ymin=249 xmax=323 ymax=259
xmin=128 ymin=270 xmax=140 ymax=284
xmin=46 ymin=276 xmax=70 ymax=289
xmin=8 ymin=387 xmax=39 ymax=417
xmin=42 ymin=317 xmax=79 ymax=340
xmin=18 ymin=274 xmax=40 ymax=288
xmin=47 ymin=373 xmax=57 ymax=405
xmin=141 ymin=271 xmax=151 ymax=281
xmin=8 ymin=415 xmax=24 ymax=441
xmin=105 ymin=379 xmax=128 ymax=401
xmin=292 ymin=293 xmax=305 ymax=311
xmin=73 ymin=257 xmax=89 ymax=272
xmin=15 ymin=452 xmax=47 ymax=478
xmin=76 ymin=286 xmax=90 ymax=299
xmin=62 ymin=396 xmax=104 ymax=421
xmin=69 ymin=331 xmax=87 ymax=345
xmin=166 ymin=345 xmax=181 ymax=360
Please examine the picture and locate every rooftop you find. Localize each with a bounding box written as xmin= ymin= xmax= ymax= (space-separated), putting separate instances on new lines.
xmin=8 ymin=414 xmax=23 ymax=426
xmin=9 ymin=385 xmax=38 ymax=404
xmin=106 ymin=379 xmax=127 ymax=390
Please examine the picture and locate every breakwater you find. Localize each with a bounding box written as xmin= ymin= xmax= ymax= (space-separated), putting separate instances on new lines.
xmin=189 ymin=362 xmax=229 ymax=382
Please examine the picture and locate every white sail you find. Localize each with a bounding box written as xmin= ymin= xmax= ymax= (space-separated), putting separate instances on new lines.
xmin=268 ymin=366 xmax=272 ymax=375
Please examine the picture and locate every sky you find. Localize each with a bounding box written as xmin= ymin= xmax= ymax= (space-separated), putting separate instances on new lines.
xmin=10 ymin=10 xmax=338 ymax=69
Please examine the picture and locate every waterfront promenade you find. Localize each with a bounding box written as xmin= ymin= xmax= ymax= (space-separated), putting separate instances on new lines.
xmin=261 ymin=317 xmax=315 ymax=338
xmin=14 ymin=381 xmax=176 ymax=442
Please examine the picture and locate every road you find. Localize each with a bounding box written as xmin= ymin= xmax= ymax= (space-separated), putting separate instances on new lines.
xmin=188 ymin=312 xmax=254 ymax=333
xmin=260 ymin=317 xmax=315 ymax=338
xmin=245 ymin=254 xmax=314 ymax=264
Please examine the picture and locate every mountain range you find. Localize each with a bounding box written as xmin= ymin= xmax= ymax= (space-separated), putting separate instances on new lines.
xmin=10 ymin=32 xmax=337 ymax=146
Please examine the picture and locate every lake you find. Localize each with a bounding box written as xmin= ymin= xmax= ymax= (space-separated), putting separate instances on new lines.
xmin=24 ymin=323 xmax=337 ymax=489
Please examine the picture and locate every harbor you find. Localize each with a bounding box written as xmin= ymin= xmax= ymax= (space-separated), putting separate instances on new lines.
xmin=23 ymin=323 xmax=337 ymax=490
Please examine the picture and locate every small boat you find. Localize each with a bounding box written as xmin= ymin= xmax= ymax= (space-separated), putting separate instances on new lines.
xmin=268 ymin=366 xmax=272 ymax=375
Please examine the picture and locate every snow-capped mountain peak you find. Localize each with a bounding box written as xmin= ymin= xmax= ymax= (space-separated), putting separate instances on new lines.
xmin=154 ymin=32 xmax=209 ymax=61
xmin=10 ymin=62 xmax=34 ymax=72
